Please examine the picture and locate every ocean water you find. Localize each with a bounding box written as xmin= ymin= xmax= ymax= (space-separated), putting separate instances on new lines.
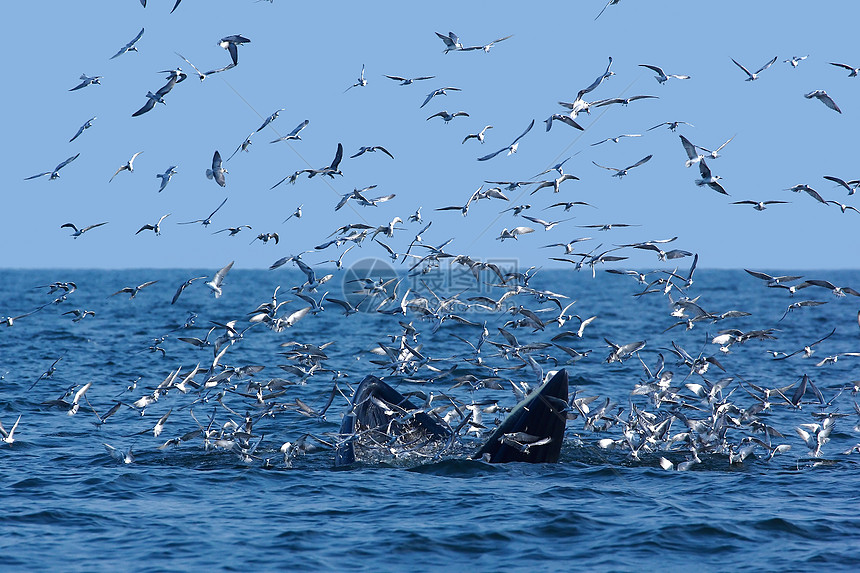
xmin=1 ymin=267 xmax=859 ymax=572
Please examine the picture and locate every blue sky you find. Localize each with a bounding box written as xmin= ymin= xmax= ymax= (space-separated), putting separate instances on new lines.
xmin=5 ymin=1 xmax=859 ymax=270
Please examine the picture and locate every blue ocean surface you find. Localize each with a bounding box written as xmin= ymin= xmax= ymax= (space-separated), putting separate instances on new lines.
xmin=1 ymin=268 xmax=859 ymax=572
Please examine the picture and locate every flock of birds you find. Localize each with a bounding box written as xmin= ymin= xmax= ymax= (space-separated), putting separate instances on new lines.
xmin=4 ymin=2 xmax=860 ymax=470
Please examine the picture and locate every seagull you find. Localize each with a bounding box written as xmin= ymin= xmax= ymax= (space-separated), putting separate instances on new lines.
xmin=496 ymin=226 xmax=534 ymax=241
xmin=0 ymin=415 xmax=21 ymax=445
xmin=384 ymin=74 xmax=435 ymax=85
xmin=25 ymin=153 xmax=80 ymax=180
xmin=521 ymin=215 xmax=571 ymax=231
xmin=786 ymin=184 xmax=828 ymax=205
xmin=638 ymin=64 xmax=690 ymax=84
xmin=595 ymin=0 xmax=621 ymax=20
xmin=679 ymin=135 xmax=704 ymax=167
xmin=533 ymin=157 xmax=573 ymax=178
xmin=463 ymin=34 xmax=513 ymax=53
xmin=530 ymin=174 xmax=580 ymax=194
xmin=206 ymin=261 xmax=234 ymax=299
xmin=829 ymin=62 xmax=860 ymax=77
xmin=647 ymin=121 xmax=693 ymax=132
xmin=462 ymin=125 xmax=493 ymax=144
xmin=206 ymin=150 xmax=227 ymax=187
xmin=226 ymin=133 xmax=254 ymax=161
xmin=731 ymin=56 xmax=778 ymax=81
xmin=270 ymin=119 xmax=309 ymax=143
xmin=69 ymin=74 xmax=102 ymax=91
xmin=61 ymin=221 xmax=108 ymax=238
xmin=178 ymin=197 xmax=228 ymax=226
xmin=420 ymin=86 xmax=461 ymax=108
xmin=219 ymin=35 xmax=250 ymax=66
xmin=256 ymin=109 xmax=285 ymax=132
xmin=773 ymin=328 xmax=837 ymax=360
xmin=213 ymin=225 xmax=252 ymax=236
xmin=732 ymin=200 xmax=789 ymax=211
xmin=544 ymin=114 xmax=584 ymax=132
xmin=69 ymin=117 xmax=96 ymax=142
xmin=350 ymin=146 xmax=394 ymax=159
xmin=426 ymin=110 xmax=469 ymax=123
xmin=110 ymin=151 xmax=143 ymax=182
xmin=175 ymin=52 xmax=234 ymax=81
xmin=804 ymin=90 xmax=842 ymax=113
xmin=156 ymin=166 xmax=178 ymax=192
xmin=62 ymin=309 xmax=95 ymax=322
xmin=545 ymin=201 xmax=595 ymax=212
xmin=284 ymin=204 xmax=303 ymax=222
xmin=592 ymin=154 xmax=652 ymax=178
xmin=803 ymin=279 xmax=860 ymax=297
xmin=784 ymin=55 xmax=809 ymax=68
xmin=827 ymin=200 xmax=860 ymax=214
xmin=435 ymin=31 xmax=464 ymax=53
xmin=110 ymin=27 xmax=144 ymax=59
xmin=697 ymin=135 xmax=735 ymax=159
xmin=345 ymin=64 xmax=367 ymax=92
xmin=132 ymin=73 xmax=185 ymax=117
xmin=252 ymin=232 xmax=280 ymax=245
xmin=135 ymin=213 xmax=170 ymax=236
xmin=171 ymin=276 xmax=208 ymax=304
xmin=110 ymin=280 xmax=158 ymax=299
xmin=823 ymin=175 xmax=859 ymax=195
xmin=591 ymin=134 xmax=641 ymax=146
xmin=695 ymin=159 xmax=728 ymax=195
xmin=593 ymin=95 xmax=658 ymax=107
xmin=477 ymin=119 xmax=534 ymax=161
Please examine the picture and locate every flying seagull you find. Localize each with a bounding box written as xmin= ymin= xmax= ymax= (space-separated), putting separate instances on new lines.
xmin=731 ymin=200 xmax=788 ymax=211
xmin=25 ymin=153 xmax=80 ymax=180
xmin=804 ymin=90 xmax=842 ymax=113
xmin=135 ymin=213 xmax=170 ymax=236
xmin=175 ymin=52 xmax=234 ymax=81
xmin=426 ymin=110 xmax=469 ymax=123
xmin=206 ymin=261 xmax=234 ymax=299
xmin=132 ymin=74 xmax=185 ymax=117
xmin=110 ymin=281 xmax=158 ymax=299
xmin=110 ymin=151 xmax=143 ymax=182
xmin=344 ymin=64 xmax=367 ymax=92
xmin=219 ymin=35 xmax=250 ymax=66
xmin=477 ymin=119 xmax=535 ymax=161
xmin=463 ymin=125 xmax=493 ymax=144
xmin=784 ymin=55 xmax=808 ymax=68
xmin=638 ymin=64 xmax=690 ymax=84
xmin=462 ymin=34 xmax=513 ymax=53
xmin=829 ymin=62 xmax=860 ymax=77
xmin=695 ymin=159 xmax=728 ymax=195
xmin=177 ymin=197 xmax=228 ymax=226
xmin=256 ymin=109 xmax=285 ymax=132
xmin=69 ymin=74 xmax=102 ymax=91
xmin=731 ymin=56 xmax=778 ymax=81
xmin=384 ymin=74 xmax=435 ymax=85
xmin=226 ymin=133 xmax=254 ymax=161
xmin=110 ymin=28 xmax=144 ymax=59
xmin=69 ymin=117 xmax=96 ymax=142
xmin=421 ymin=86 xmax=461 ymax=109
xmin=592 ymin=154 xmax=652 ymax=178
xmin=206 ymin=150 xmax=227 ymax=187
xmin=350 ymin=146 xmax=394 ymax=159
xmin=435 ymin=31 xmax=464 ymax=53
xmin=156 ymin=166 xmax=178 ymax=192
xmin=270 ymin=119 xmax=309 ymax=143
xmin=61 ymin=221 xmax=108 ymax=238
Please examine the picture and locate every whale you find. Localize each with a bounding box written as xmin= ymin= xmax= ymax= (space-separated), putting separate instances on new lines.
xmin=472 ymin=369 xmax=569 ymax=463
xmin=335 ymin=369 xmax=569 ymax=466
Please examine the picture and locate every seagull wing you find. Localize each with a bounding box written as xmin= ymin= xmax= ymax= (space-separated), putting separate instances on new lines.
xmin=731 ymin=58 xmax=753 ymax=79
xmin=756 ymin=56 xmax=779 ymax=74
